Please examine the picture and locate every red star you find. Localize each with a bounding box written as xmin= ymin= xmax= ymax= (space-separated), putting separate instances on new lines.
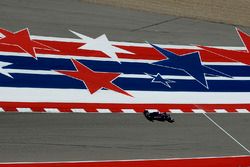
xmin=0 ymin=28 xmax=54 ymax=59
xmin=56 ymin=59 xmax=132 ymax=97
xmin=198 ymin=28 xmax=250 ymax=65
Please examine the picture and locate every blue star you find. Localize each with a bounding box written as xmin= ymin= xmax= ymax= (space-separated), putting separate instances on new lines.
xmin=146 ymin=73 xmax=175 ymax=88
xmin=149 ymin=43 xmax=232 ymax=89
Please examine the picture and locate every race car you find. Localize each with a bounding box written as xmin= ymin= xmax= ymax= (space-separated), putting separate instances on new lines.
xmin=143 ymin=110 xmax=175 ymax=123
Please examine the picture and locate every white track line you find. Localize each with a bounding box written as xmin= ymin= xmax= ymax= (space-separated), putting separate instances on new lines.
xmin=97 ymin=109 xmax=112 ymax=113
xmin=0 ymin=107 xmax=4 ymax=112
xmin=236 ymin=109 xmax=250 ymax=113
xmin=6 ymin=69 xmax=250 ymax=81
xmin=71 ymin=108 xmax=87 ymax=113
xmin=192 ymin=109 xmax=206 ymax=113
xmin=16 ymin=108 xmax=33 ymax=112
xmin=30 ymin=35 xmax=246 ymax=51
xmin=122 ymin=109 xmax=137 ymax=113
xmin=203 ymin=113 xmax=250 ymax=154
xmin=214 ymin=109 xmax=228 ymax=113
xmin=44 ymin=108 xmax=60 ymax=113
xmin=0 ymin=155 xmax=249 ymax=164
xmin=169 ymin=109 xmax=184 ymax=113
xmin=146 ymin=109 xmax=160 ymax=113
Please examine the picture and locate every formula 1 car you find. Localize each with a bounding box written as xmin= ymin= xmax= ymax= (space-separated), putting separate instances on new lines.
xmin=143 ymin=110 xmax=175 ymax=123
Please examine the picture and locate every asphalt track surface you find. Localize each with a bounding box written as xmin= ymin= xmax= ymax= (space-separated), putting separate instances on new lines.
xmin=0 ymin=0 xmax=250 ymax=162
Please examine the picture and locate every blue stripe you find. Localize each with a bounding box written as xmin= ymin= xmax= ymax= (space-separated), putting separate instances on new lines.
xmin=1 ymin=55 xmax=250 ymax=92
xmin=1 ymin=55 xmax=250 ymax=77
xmin=0 ymin=73 xmax=250 ymax=92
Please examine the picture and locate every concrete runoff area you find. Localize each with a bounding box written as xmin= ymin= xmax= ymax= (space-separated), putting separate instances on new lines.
xmin=0 ymin=0 xmax=250 ymax=45
xmin=0 ymin=0 xmax=250 ymax=162
xmin=84 ymin=0 xmax=250 ymax=27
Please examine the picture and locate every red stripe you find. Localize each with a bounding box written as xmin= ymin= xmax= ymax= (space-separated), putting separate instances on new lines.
xmin=0 ymin=102 xmax=250 ymax=112
xmin=0 ymin=40 xmax=241 ymax=62
xmin=0 ymin=156 xmax=249 ymax=167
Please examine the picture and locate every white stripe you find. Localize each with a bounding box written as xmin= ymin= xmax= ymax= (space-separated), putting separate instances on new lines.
xmin=97 ymin=109 xmax=112 ymax=113
xmin=71 ymin=108 xmax=87 ymax=113
xmin=6 ymin=69 xmax=60 ymax=75
xmin=169 ymin=109 xmax=184 ymax=113
xmin=146 ymin=109 xmax=159 ymax=113
xmin=0 ymin=107 xmax=4 ymax=112
xmin=0 ymin=51 xmax=155 ymax=63
xmin=214 ymin=109 xmax=228 ymax=113
xmin=30 ymin=35 xmax=203 ymax=48
xmin=0 ymin=51 xmax=247 ymax=65
xmin=16 ymin=108 xmax=33 ymax=112
xmin=192 ymin=109 xmax=206 ymax=113
xmin=203 ymin=113 xmax=250 ymax=154
xmin=0 ymin=155 xmax=249 ymax=164
xmin=121 ymin=109 xmax=136 ymax=113
xmin=4 ymin=69 xmax=250 ymax=80
xmin=1 ymin=88 xmax=250 ymax=104
xmin=236 ymin=109 xmax=250 ymax=113
xmin=44 ymin=108 xmax=60 ymax=113
xmin=202 ymin=62 xmax=245 ymax=66
xmin=30 ymin=35 xmax=246 ymax=51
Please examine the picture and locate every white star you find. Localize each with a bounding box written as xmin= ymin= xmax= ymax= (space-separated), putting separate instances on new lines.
xmin=146 ymin=73 xmax=175 ymax=88
xmin=69 ymin=30 xmax=134 ymax=63
xmin=0 ymin=61 xmax=13 ymax=78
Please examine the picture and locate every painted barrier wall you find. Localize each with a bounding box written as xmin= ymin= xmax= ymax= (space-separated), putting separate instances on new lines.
xmin=0 ymin=155 xmax=249 ymax=167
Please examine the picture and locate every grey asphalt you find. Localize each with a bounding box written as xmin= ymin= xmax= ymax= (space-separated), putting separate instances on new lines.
xmin=0 ymin=0 xmax=250 ymax=162
xmin=0 ymin=113 xmax=249 ymax=162
xmin=1 ymin=0 xmax=250 ymax=45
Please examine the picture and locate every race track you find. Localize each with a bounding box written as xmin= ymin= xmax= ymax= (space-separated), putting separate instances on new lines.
xmin=0 ymin=113 xmax=250 ymax=162
xmin=0 ymin=0 xmax=250 ymax=162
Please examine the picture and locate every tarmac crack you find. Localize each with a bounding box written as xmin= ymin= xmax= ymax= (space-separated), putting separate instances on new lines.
xmin=0 ymin=141 xmax=112 ymax=149
xmin=131 ymin=17 xmax=181 ymax=32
